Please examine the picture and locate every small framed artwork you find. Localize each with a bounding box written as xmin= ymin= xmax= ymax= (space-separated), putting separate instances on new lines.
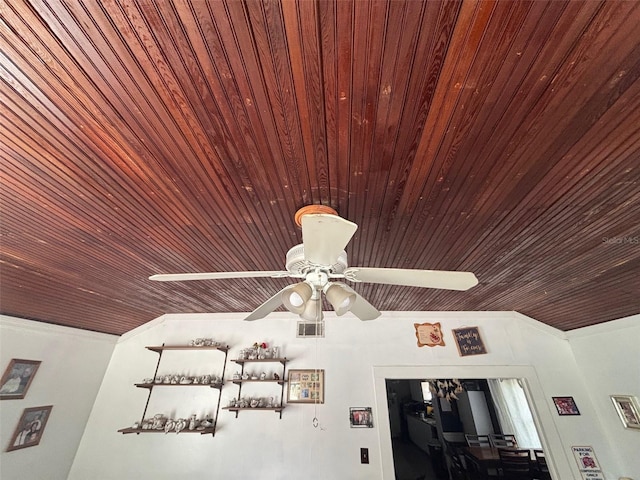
xmin=553 ymin=396 xmax=580 ymax=416
xmin=350 ymin=407 xmax=374 ymax=428
xmin=287 ymin=369 xmax=324 ymax=404
xmin=610 ymin=395 xmax=640 ymax=430
xmin=6 ymin=405 xmax=53 ymax=452
xmin=414 ymin=322 xmax=445 ymax=347
xmin=452 ymin=327 xmax=487 ymax=356
xmin=0 ymin=359 xmax=41 ymax=400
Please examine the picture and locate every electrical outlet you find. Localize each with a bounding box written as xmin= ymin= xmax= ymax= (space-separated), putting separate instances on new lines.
xmin=360 ymin=447 xmax=369 ymax=464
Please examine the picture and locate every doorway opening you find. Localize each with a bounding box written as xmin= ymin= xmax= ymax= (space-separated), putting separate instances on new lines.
xmin=375 ymin=366 xmax=555 ymax=480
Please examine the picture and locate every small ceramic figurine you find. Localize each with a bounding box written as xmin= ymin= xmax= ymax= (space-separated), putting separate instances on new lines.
xmin=260 ymin=372 xmax=267 ymax=380
xmin=241 ymin=372 xmax=249 ymax=380
xmin=200 ymin=417 xmax=213 ymax=429
xmin=188 ymin=414 xmax=198 ymax=431
xmin=164 ymin=419 xmax=175 ymax=433
xmin=152 ymin=414 xmax=166 ymax=430
xmin=233 ymin=372 xmax=240 ymax=380
xmin=273 ymin=372 xmax=280 ymax=380
xmin=175 ymin=418 xmax=187 ymax=433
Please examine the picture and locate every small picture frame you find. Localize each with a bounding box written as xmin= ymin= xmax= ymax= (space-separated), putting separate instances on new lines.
xmin=287 ymin=369 xmax=324 ymax=404
xmin=6 ymin=405 xmax=53 ymax=452
xmin=610 ymin=395 xmax=640 ymax=430
xmin=552 ymin=396 xmax=580 ymax=416
xmin=0 ymin=359 xmax=41 ymax=400
xmin=350 ymin=407 xmax=374 ymax=428
xmin=414 ymin=322 xmax=445 ymax=347
xmin=452 ymin=327 xmax=487 ymax=356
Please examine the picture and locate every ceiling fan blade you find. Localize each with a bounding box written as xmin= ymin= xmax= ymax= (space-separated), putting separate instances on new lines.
xmin=301 ymin=213 xmax=357 ymax=265
xmin=349 ymin=292 xmax=381 ymax=321
xmin=149 ymin=271 xmax=290 ymax=282
xmin=244 ymin=286 xmax=289 ymax=321
xmin=344 ymin=267 xmax=478 ymax=291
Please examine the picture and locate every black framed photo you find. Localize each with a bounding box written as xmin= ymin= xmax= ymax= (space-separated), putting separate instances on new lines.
xmin=0 ymin=359 xmax=41 ymax=400
xmin=552 ymin=396 xmax=580 ymax=416
xmin=6 ymin=405 xmax=53 ymax=451
xmin=349 ymin=407 xmax=374 ymax=428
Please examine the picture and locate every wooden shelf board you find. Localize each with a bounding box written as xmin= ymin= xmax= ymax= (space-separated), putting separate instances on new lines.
xmin=146 ymin=345 xmax=229 ymax=353
xmin=118 ymin=427 xmax=215 ymax=435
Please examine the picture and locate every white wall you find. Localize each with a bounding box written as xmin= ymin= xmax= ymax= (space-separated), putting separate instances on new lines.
xmin=567 ymin=314 xmax=640 ymax=479
xmin=68 ymin=310 xmax=627 ymax=480
xmin=0 ymin=316 xmax=117 ymax=480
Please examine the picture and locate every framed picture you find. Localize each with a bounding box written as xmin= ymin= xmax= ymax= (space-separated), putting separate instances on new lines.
xmin=552 ymin=396 xmax=580 ymax=416
xmin=350 ymin=407 xmax=374 ymax=428
xmin=0 ymin=359 xmax=41 ymax=400
xmin=6 ymin=405 xmax=53 ymax=452
xmin=287 ymin=369 xmax=324 ymax=404
xmin=452 ymin=327 xmax=487 ymax=356
xmin=610 ymin=395 xmax=640 ymax=430
xmin=414 ymin=322 xmax=445 ymax=347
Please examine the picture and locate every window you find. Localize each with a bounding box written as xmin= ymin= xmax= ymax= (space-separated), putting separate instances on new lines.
xmin=487 ymin=378 xmax=541 ymax=448
xmin=421 ymin=381 xmax=433 ymax=402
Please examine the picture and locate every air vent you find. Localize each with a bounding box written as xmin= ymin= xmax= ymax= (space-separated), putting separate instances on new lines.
xmin=296 ymin=321 xmax=325 ymax=338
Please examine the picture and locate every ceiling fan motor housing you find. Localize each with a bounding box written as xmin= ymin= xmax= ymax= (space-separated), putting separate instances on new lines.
xmin=285 ymin=244 xmax=348 ymax=275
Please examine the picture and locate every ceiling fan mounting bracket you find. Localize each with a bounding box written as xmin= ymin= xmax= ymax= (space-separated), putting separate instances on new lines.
xmin=294 ymin=205 xmax=338 ymax=226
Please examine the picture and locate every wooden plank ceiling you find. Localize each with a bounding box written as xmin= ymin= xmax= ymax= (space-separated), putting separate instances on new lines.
xmin=1 ymin=0 xmax=639 ymax=335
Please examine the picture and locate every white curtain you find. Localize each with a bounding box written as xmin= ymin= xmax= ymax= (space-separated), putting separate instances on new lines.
xmin=487 ymin=378 xmax=541 ymax=448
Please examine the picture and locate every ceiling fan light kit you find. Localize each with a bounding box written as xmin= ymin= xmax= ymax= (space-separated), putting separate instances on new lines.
xmin=281 ymin=283 xmax=313 ymax=314
xmin=323 ymin=283 xmax=356 ymax=316
xmin=150 ymin=206 xmax=478 ymax=322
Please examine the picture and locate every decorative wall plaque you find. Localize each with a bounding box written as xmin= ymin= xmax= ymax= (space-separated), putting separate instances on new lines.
xmin=452 ymin=327 xmax=487 ymax=356
xmin=414 ymin=322 xmax=445 ymax=347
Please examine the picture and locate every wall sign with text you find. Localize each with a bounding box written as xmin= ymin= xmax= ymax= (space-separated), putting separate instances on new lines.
xmin=414 ymin=322 xmax=445 ymax=347
xmin=452 ymin=327 xmax=487 ymax=356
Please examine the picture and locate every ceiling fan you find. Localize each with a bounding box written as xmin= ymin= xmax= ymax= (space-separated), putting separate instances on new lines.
xmin=150 ymin=206 xmax=478 ymax=322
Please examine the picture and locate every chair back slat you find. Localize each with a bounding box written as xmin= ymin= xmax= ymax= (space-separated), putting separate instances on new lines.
xmin=465 ymin=433 xmax=491 ymax=447
xmin=490 ymin=433 xmax=518 ymax=448
xmin=498 ymin=448 xmax=534 ymax=478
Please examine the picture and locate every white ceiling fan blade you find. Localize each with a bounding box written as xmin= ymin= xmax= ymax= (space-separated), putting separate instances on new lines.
xmin=244 ymin=286 xmax=290 ymax=321
xmin=149 ymin=271 xmax=290 ymax=282
xmin=301 ymin=213 xmax=357 ymax=265
xmin=349 ymin=292 xmax=381 ymax=321
xmin=344 ymin=267 xmax=478 ymax=291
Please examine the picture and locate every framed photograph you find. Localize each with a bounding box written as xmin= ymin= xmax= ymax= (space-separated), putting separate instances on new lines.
xmin=452 ymin=327 xmax=487 ymax=356
xmin=610 ymin=395 xmax=640 ymax=430
xmin=552 ymin=396 xmax=580 ymax=416
xmin=287 ymin=369 xmax=324 ymax=404
xmin=6 ymin=405 xmax=53 ymax=452
xmin=0 ymin=359 xmax=41 ymax=400
xmin=350 ymin=407 xmax=374 ymax=428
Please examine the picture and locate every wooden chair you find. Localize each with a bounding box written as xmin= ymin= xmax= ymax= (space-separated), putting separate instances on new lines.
xmin=465 ymin=434 xmax=491 ymax=447
xmin=448 ymin=449 xmax=468 ymax=480
xmin=489 ymin=433 xmax=518 ymax=448
xmin=498 ymin=448 xmax=534 ymax=480
xmin=533 ymin=450 xmax=551 ymax=480
xmin=463 ymin=451 xmax=489 ymax=480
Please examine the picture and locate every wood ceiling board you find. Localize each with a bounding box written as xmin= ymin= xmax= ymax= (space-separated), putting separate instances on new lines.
xmin=1 ymin=0 xmax=639 ymax=334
